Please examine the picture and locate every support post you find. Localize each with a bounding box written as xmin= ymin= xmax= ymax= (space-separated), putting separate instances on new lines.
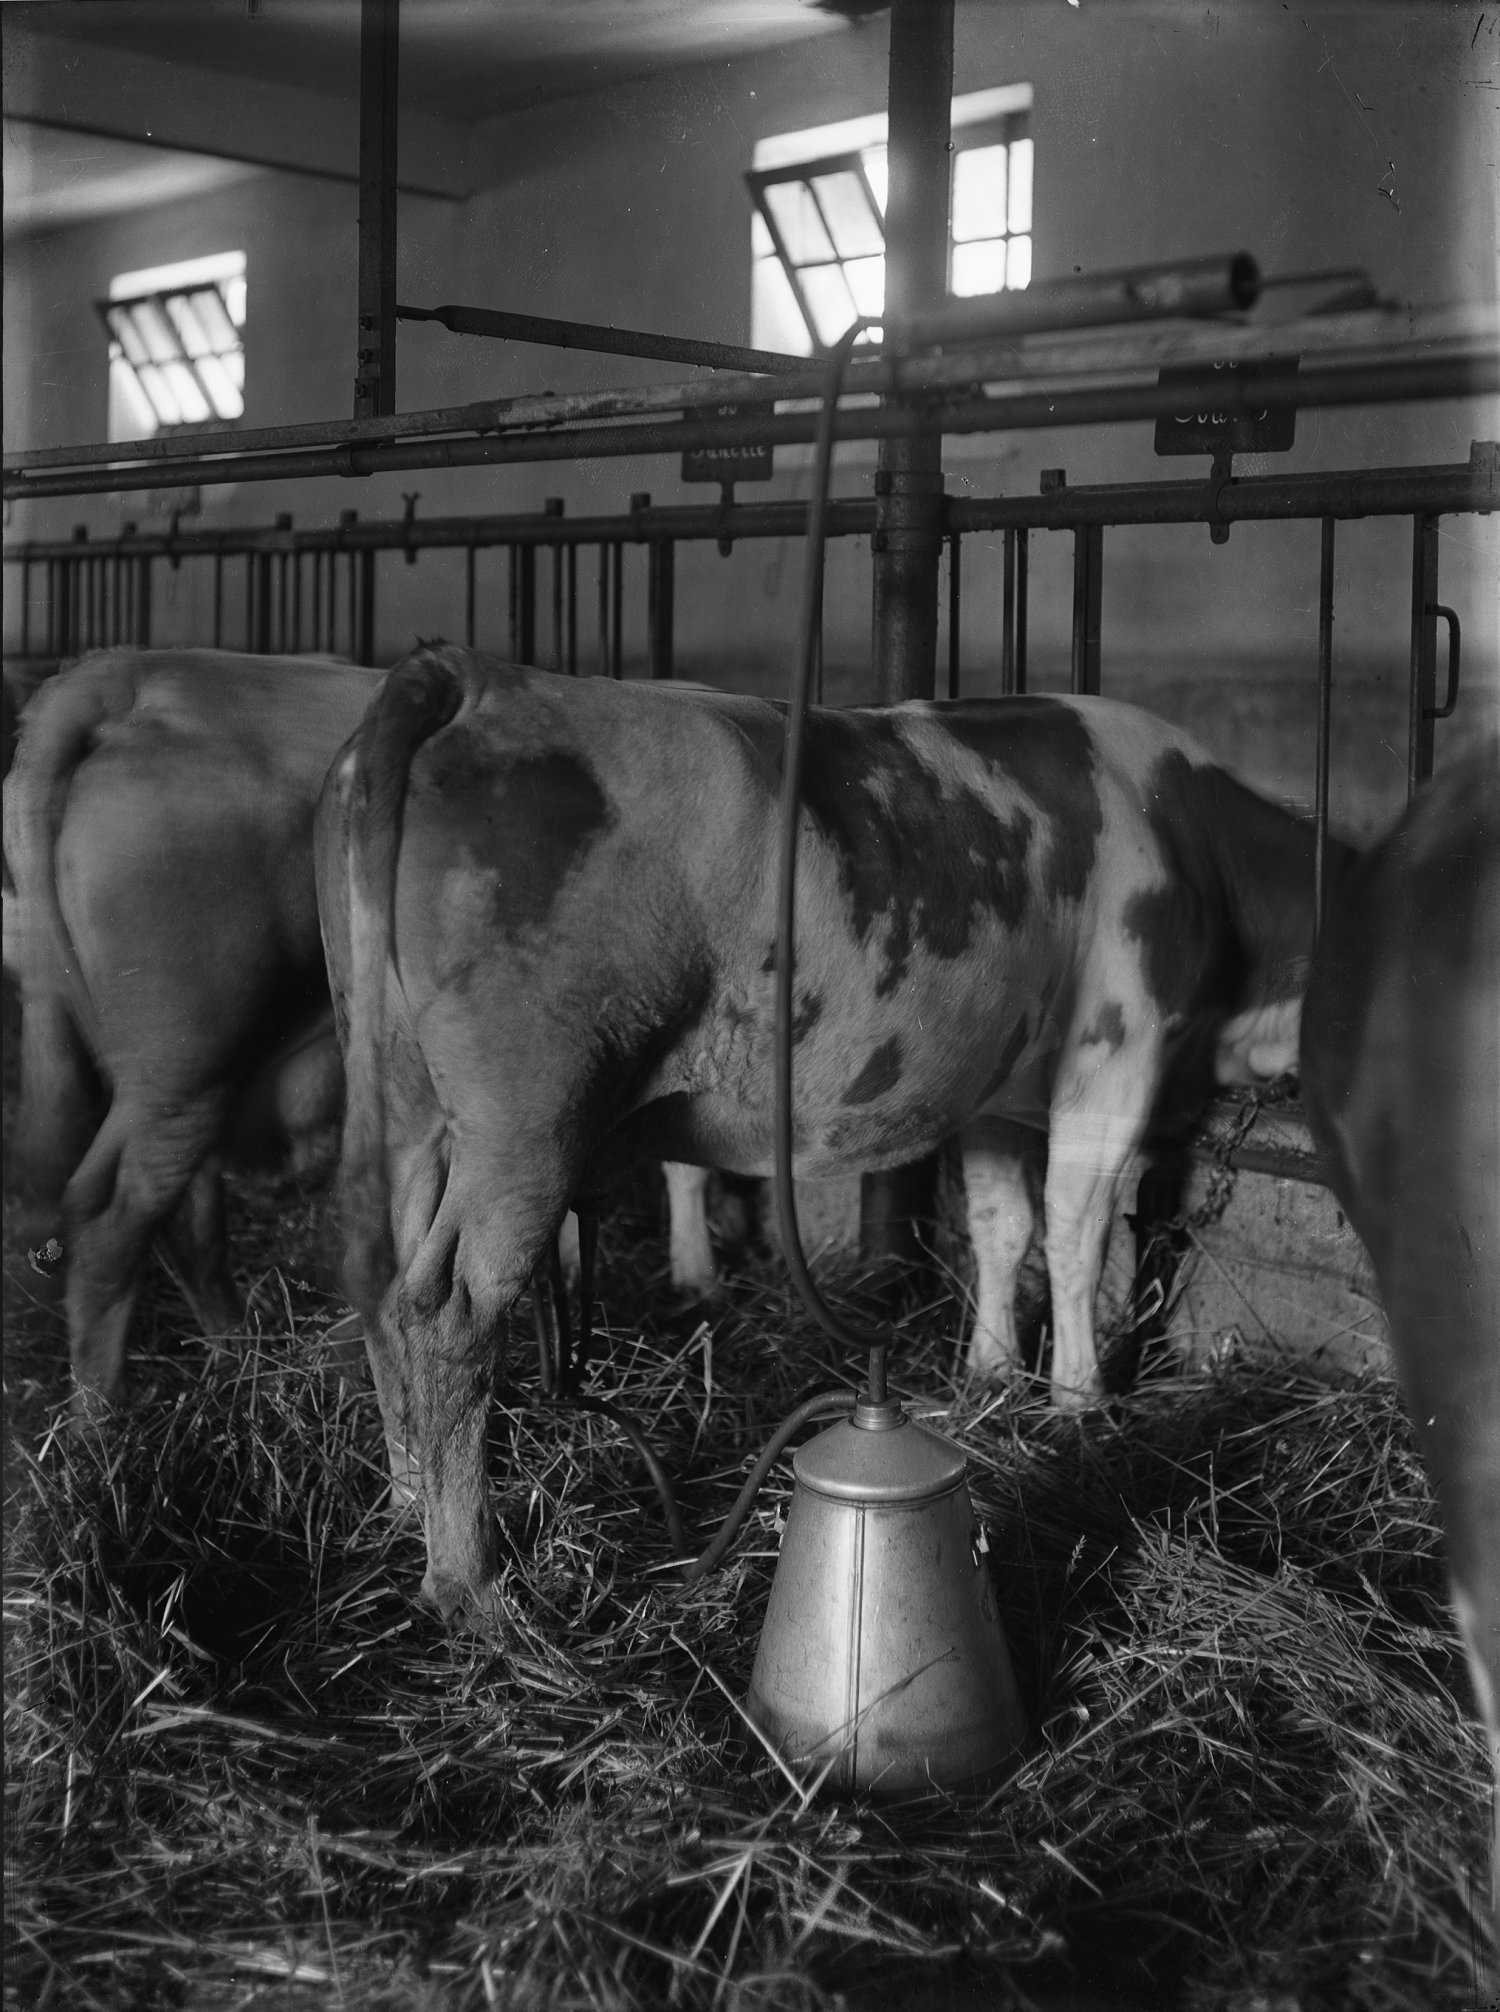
xmin=1407 ymin=514 xmax=1439 ymax=798
xmin=861 ymin=0 xmax=955 ymax=1272
xmin=354 ymin=0 xmax=399 ymax=420
xmin=1071 ymin=523 xmax=1103 ymax=694
xmin=649 ymin=538 xmax=676 ymax=678
xmin=1314 ymin=517 xmax=1334 ymax=942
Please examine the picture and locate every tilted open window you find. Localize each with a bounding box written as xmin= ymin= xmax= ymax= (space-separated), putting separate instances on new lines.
xmin=100 ymin=251 xmax=246 ymax=442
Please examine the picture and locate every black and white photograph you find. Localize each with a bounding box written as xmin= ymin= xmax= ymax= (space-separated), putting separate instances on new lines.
xmin=3 ymin=2 xmax=1498 ymax=2005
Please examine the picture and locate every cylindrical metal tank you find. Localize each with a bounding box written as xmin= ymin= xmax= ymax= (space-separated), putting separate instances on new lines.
xmin=744 ymin=1393 xmax=1029 ymax=1796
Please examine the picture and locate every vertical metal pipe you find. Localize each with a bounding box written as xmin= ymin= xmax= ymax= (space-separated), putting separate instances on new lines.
xmin=346 ymin=549 xmax=358 ymax=661
xmin=354 ymin=0 xmax=399 ymax=419
xmin=508 ymin=544 xmax=518 ymax=659
xmin=1000 ymin=530 xmax=1016 ymax=694
xmin=213 ymin=551 xmax=224 ymax=648
xmin=869 ymin=0 xmax=953 ymax=709
xmin=1015 ymin=528 xmax=1028 ymax=695
xmin=277 ymin=551 xmax=289 ymax=652
xmin=597 ymin=543 xmax=610 ymax=676
xmin=1314 ymin=516 xmax=1335 ymax=943
xmin=545 ymin=498 xmax=565 ymax=670
xmin=110 ymin=551 xmax=122 ymax=647
xmin=138 ymin=555 xmax=152 ymax=647
xmin=358 ymin=548 xmax=377 ymax=665
xmin=649 ymin=539 xmax=675 ymax=678
xmin=611 ymin=539 xmax=624 ymax=678
xmin=465 ymin=545 xmax=476 ymax=647
xmin=946 ymin=532 xmax=961 ymax=700
xmin=1071 ymin=524 xmax=1103 ymax=694
xmin=45 ymin=559 xmax=56 ymax=656
xmin=20 ymin=557 xmax=31 ymax=656
xmin=1407 ymin=514 xmax=1439 ymax=798
xmin=518 ymin=545 xmax=536 ymax=665
xmin=566 ymin=543 xmax=578 ymax=675
xmin=862 ymin=0 xmax=954 ymax=1267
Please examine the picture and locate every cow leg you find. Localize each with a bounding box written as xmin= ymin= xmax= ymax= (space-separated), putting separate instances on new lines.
xmin=394 ymin=1169 xmax=563 ymax=1624
xmin=959 ymin=1118 xmax=1037 ymax=1382
xmin=15 ymin=988 xmax=97 ymax=1226
xmin=167 ymin=1156 xmax=241 ymax=1335
xmin=664 ymin=1162 xmax=715 ymax=1297
xmin=1042 ymin=1022 xmax=1159 ymax=1411
xmin=61 ymin=1096 xmax=226 ymax=1410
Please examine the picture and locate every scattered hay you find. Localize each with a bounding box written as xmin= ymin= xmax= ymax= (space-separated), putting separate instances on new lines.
xmin=3 ymin=1175 xmax=1494 ymax=2011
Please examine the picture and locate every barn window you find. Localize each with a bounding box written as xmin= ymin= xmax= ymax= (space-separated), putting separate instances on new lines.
xmin=100 ymin=251 xmax=247 ymax=442
xmin=748 ymin=85 xmax=1032 ymax=355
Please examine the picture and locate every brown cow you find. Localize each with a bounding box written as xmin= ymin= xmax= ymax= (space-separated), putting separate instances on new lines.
xmin=1301 ymin=733 xmax=1500 ymax=1909
xmin=3 ymin=649 xmax=381 ymax=1407
xmin=317 ymin=643 xmax=1349 ymax=1622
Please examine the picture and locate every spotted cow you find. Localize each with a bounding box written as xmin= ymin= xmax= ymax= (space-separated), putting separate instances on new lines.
xmin=316 ymin=643 xmax=1351 ymax=1621
xmin=1302 ymin=735 xmax=1500 ymax=1900
xmin=3 ymin=649 xmax=382 ymax=1407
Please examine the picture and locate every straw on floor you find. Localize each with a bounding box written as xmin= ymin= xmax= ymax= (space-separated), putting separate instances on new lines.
xmin=3 ymin=1162 xmax=1494 ymax=2012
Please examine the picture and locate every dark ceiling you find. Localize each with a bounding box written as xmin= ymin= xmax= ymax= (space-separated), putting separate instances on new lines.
xmin=6 ymin=1 xmax=847 ymax=125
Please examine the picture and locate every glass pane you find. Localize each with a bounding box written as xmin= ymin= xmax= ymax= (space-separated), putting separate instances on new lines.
xmin=109 ymin=306 xmax=152 ymax=369
xmin=952 ymin=144 xmax=1006 ymax=244
xmin=843 ymin=253 xmax=885 ymax=319
xmin=167 ymin=294 xmax=212 ymax=358
xmin=136 ymin=362 xmax=182 ymax=429
xmin=952 ymin=238 xmax=1007 ymax=298
xmin=751 ymin=210 xmax=774 ymax=259
xmin=134 ymin=300 xmax=181 ymax=365
xmin=191 ymin=287 xmax=239 ymax=352
xmin=1007 ymin=137 xmax=1033 ymax=236
xmin=751 ymin=252 xmax=814 ymax=357
xmin=764 ymin=180 xmax=835 ymax=265
xmin=194 ymin=353 xmax=244 ymax=419
xmin=223 ymin=349 xmax=245 ymax=392
xmin=800 ymin=263 xmax=858 ymax=347
xmin=811 ymin=169 xmax=883 ymax=259
xmin=1006 ymin=233 xmax=1032 ymax=291
xmin=861 ymin=144 xmax=887 ymax=216
xmin=109 ymin=355 xmax=159 ymax=442
xmin=163 ymin=360 xmax=210 ymax=425
xmin=224 ymin=274 xmax=247 ymax=326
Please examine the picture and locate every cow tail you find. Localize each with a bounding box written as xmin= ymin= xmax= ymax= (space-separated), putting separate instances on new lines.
xmin=338 ymin=649 xmax=466 ymax=1315
xmin=1 ymin=655 xmax=136 ymax=1200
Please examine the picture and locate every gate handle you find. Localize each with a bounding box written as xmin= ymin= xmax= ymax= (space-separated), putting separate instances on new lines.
xmin=1425 ymin=603 xmax=1461 ymax=720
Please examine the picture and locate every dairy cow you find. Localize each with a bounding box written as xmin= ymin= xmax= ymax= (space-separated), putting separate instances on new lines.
xmin=3 ymin=649 xmax=382 ymax=1407
xmin=318 ymin=643 xmax=1347 ymax=1621
xmin=1301 ymin=736 xmax=1500 ymax=1898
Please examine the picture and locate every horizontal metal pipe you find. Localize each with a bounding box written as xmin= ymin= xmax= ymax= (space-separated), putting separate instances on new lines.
xmin=902 ymin=253 xmax=1262 ymax=348
xmin=7 ymin=350 xmax=1494 ymax=503
xmin=397 ymin=302 xmax=807 ymax=377
xmin=10 ymin=303 xmax=1494 ymax=480
xmin=5 ymin=458 xmax=1492 ymax=568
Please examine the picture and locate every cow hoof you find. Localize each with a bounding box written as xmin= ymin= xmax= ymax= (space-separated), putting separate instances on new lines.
xmin=68 ymin=1382 xmax=117 ymax=1428
xmin=1050 ymin=1381 xmax=1097 ymax=1415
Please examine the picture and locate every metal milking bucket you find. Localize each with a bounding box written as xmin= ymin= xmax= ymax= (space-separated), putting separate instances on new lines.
xmin=744 ymin=1349 xmax=1029 ymax=1797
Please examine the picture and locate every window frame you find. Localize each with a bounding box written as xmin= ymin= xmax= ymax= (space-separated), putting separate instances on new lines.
xmin=97 ymin=267 xmax=246 ymax=441
xmin=746 ymin=105 xmax=1032 ymax=356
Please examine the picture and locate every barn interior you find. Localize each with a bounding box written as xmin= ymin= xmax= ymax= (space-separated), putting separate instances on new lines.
xmin=4 ymin=3 xmax=1499 ymax=2008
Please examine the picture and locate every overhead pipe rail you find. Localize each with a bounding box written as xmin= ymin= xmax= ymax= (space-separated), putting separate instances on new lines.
xmin=6 ymin=295 xmax=1496 ymax=502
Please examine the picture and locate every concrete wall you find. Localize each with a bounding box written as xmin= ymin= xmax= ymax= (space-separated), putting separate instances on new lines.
xmin=5 ymin=0 xmax=1497 ymax=837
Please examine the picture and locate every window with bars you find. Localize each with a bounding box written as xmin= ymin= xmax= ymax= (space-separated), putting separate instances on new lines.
xmin=100 ymin=251 xmax=247 ymax=442
xmin=748 ymin=85 xmax=1033 ymax=356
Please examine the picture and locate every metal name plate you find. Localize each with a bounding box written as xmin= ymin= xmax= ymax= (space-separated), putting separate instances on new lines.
xmin=1154 ymin=357 xmax=1301 ymax=457
xmin=681 ymin=406 xmax=774 ymax=485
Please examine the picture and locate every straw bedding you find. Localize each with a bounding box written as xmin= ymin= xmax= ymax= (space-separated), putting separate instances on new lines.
xmin=4 ymin=1138 xmax=1494 ymax=2011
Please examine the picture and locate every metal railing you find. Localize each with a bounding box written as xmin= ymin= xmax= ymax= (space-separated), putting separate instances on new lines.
xmin=6 ymin=441 xmax=1492 ymax=802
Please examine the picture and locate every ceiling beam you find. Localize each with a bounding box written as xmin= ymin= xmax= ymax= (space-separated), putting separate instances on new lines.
xmin=4 ymin=26 xmax=471 ymax=200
